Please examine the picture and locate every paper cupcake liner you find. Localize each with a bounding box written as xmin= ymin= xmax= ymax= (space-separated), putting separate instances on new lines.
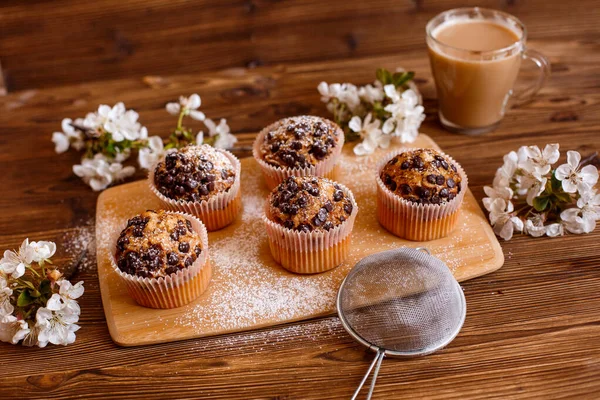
xmin=376 ymin=149 xmax=469 ymax=241
xmin=252 ymin=118 xmax=345 ymax=190
xmin=149 ymin=149 xmax=242 ymax=231
xmin=263 ymin=182 xmax=358 ymax=274
xmin=110 ymin=212 xmax=212 ymax=309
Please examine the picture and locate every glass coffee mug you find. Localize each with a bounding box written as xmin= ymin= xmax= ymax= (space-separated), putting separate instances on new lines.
xmin=426 ymin=8 xmax=550 ymax=134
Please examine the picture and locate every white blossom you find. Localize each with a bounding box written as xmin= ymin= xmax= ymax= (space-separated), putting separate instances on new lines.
xmin=23 ymin=241 xmax=56 ymax=264
xmin=349 ymin=114 xmax=388 ymax=156
xmin=555 ymin=150 xmax=599 ymax=194
xmin=493 ymin=151 xmax=518 ymax=188
xmin=138 ymin=136 xmax=165 ymax=170
xmin=317 ymin=82 xmax=361 ymax=112
xmin=201 ymin=118 xmax=237 ymax=149
xmin=0 ymin=239 xmax=29 ymax=279
xmin=545 ymin=222 xmax=565 ymax=237
xmin=523 ymin=214 xmax=547 ymax=237
xmin=166 ymin=94 xmax=205 ymax=121
xmin=0 ymin=314 xmax=30 ymax=344
xmin=560 ymin=189 xmax=600 ymax=234
xmin=482 ymin=185 xmax=514 ymax=211
xmin=519 ymin=144 xmax=560 ymax=176
xmin=35 ymin=307 xmax=80 ymax=347
xmin=81 ymin=103 xmax=147 ymax=142
xmin=488 ymin=198 xmax=523 ymax=240
xmin=0 ymin=276 xmax=13 ymax=317
xmin=358 ymin=82 xmax=384 ymax=104
xmin=51 ymin=280 xmax=84 ymax=314
xmin=52 ymin=118 xmax=85 ymax=153
xmin=382 ymin=87 xmax=425 ymax=143
xmin=73 ymin=154 xmax=135 ymax=191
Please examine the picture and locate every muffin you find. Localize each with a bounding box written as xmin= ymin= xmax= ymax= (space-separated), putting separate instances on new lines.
xmin=111 ymin=210 xmax=211 ymax=309
xmin=253 ymin=116 xmax=345 ymax=189
xmin=376 ymin=148 xmax=468 ymax=241
xmin=263 ymin=176 xmax=358 ymax=274
xmin=149 ymin=144 xmax=242 ymax=231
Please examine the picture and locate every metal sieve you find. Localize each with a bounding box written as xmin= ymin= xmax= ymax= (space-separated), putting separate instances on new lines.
xmin=336 ymin=247 xmax=466 ymax=400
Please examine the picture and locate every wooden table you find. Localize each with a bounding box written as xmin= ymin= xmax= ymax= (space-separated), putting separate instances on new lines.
xmin=1 ymin=1 xmax=599 ymax=398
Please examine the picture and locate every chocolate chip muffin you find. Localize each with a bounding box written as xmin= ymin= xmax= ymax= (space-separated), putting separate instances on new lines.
xmin=380 ymin=149 xmax=462 ymax=205
xmin=258 ymin=116 xmax=342 ymax=169
xmin=115 ymin=210 xmax=203 ymax=279
xmin=153 ymin=144 xmax=236 ymax=202
xmin=268 ymin=176 xmax=354 ymax=232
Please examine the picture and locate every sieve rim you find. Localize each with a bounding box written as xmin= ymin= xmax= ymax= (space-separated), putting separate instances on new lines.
xmin=336 ymin=250 xmax=467 ymax=357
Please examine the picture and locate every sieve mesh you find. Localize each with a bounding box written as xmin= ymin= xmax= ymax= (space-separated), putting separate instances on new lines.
xmin=338 ymin=247 xmax=466 ymax=356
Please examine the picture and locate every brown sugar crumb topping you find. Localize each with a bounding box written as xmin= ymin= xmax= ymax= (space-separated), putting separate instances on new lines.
xmin=259 ymin=116 xmax=341 ymax=169
xmin=115 ymin=210 xmax=203 ymax=278
xmin=380 ymin=149 xmax=462 ymax=205
xmin=268 ymin=176 xmax=353 ymax=232
xmin=154 ymin=144 xmax=235 ymax=202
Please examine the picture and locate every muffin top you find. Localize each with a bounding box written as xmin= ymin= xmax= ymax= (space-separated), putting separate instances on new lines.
xmin=259 ymin=116 xmax=341 ymax=169
xmin=380 ymin=149 xmax=462 ymax=205
xmin=115 ymin=210 xmax=203 ymax=279
xmin=268 ymin=176 xmax=354 ymax=232
xmin=154 ymin=144 xmax=236 ymax=202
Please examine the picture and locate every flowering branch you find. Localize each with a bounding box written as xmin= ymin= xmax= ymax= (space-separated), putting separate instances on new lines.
xmin=483 ymin=144 xmax=599 ymax=240
xmin=0 ymin=239 xmax=84 ymax=347
xmin=318 ymin=68 xmax=425 ymax=156
xmin=52 ymin=94 xmax=237 ymax=191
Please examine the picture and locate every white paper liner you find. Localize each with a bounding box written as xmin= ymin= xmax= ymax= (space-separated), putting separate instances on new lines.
xmin=148 ymin=149 xmax=242 ymax=231
xmin=252 ymin=118 xmax=345 ymax=190
xmin=376 ymin=148 xmax=469 ymax=241
xmin=110 ymin=211 xmax=212 ymax=309
xmin=262 ymin=181 xmax=358 ymax=274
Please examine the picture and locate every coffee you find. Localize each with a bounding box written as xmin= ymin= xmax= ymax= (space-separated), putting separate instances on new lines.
xmin=428 ymin=19 xmax=522 ymax=130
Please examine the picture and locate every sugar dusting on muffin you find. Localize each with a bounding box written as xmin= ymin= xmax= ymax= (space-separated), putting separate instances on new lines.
xmin=154 ymin=144 xmax=236 ymax=202
xmin=380 ymin=149 xmax=462 ymax=205
xmin=115 ymin=210 xmax=203 ymax=278
xmin=268 ymin=176 xmax=353 ymax=232
xmin=259 ymin=116 xmax=341 ymax=169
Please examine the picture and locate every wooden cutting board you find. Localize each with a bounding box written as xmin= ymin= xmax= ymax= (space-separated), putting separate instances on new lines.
xmin=96 ymin=134 xmax=503 ymax=347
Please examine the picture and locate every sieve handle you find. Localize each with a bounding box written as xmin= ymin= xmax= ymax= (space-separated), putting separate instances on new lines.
xmin=351 ymin=350 xmax=385 ymax=400
xmin=416 ymin=247 xmax=431 ymax=255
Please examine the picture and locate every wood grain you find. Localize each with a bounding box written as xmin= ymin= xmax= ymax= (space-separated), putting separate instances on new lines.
xmin=96 ymin=135 xmax=502 ymax=346
xmin=0 ymin=0 xmax=599 ymax=398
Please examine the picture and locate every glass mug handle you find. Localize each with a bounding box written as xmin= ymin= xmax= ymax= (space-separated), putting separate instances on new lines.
xmin=511 ymin=48 xmax=551 ymax=107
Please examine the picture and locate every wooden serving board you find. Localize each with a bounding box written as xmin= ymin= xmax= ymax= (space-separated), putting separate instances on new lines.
xmin=96 ymin=134 xmax=503 ymax=346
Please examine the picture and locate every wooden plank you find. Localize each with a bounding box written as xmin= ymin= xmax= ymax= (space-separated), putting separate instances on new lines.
xmin=96 ymin=134 xmax=503 ymax=346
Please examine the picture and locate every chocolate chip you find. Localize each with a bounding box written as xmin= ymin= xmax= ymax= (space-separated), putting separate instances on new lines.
xmin=297 ymin=195 xmax=308 ymax=207
xmin=204 ymin=161 xmax=214 ymax=171
xmin=280 ymin=190 xmax=292 ymax=202
xmin=198 ymin=185 xmax=209 ymax=196
xmin=117 ymin=235 xmax=129 ymax=251
xmin=165 ymin=266 xmax=179 ymax=275
xmin=132 ymin=227 xmax=144 ymax=237
xmin=439 ymin=188 xmax=449 ymax=198
xmin=310 ymin=142 xmax=328 ymax=160
xmin=325 ymin=136 xmax=335 ymax=146
xmin=290 ymin=141 xmax=303 ymax=150
xmin=457 ymin=182 xmax=462 ymax=191
xmin=436 ymin=175 xmax=445 ymax=185
xmin=312 ymin=215 xmax=324 ymax=226
xmin=175 ymin=185 xmax=186 ymax=195
xmin=271 ymin=143 xmax=280 ymax=153
xmin=426 ymin=175 xmax=437 ymax=184
xmin=207 ymin=181 xmax=215 ymax=192
xmin=400 ymin=184 xmax=412 ymax=195
xmin=324 ymin=201 xmax=333 ymax=212
xmin=344 ymin=202 xmax=353 ymax=215
xmin=179 ymin=242 xmax=190 ymax=253
xmin=333 ymin=190 xmax=344 ymax=201
xmin=387 ymin=180 xmax=397 ymax=191
xmin=186 ymin=220 xmax=193 ymax=232
xmin=284 ymin=220 xmax=294 ymax=229
xmin=297 ymin=223 xmax=312 ymax=233
xmin=317 ymin=207 xmax=328 ymax=222
xmin=185 ymin=257 xmax=194 ymax=267
xmin=448 ymin=193 xmax=456 ymax=200
xmin=221 ymin=170 xmax=229 ymax=180
xmin=339 ymin=215 xmax=346 ymax=222
xmin=287 ymin=180 xmax=298 ymax=192
xmin=308 ymin=186 xmax=319 ymax=197
xmin=413 ymin=156 xmax=424 ymax=169
xmin=323 ymin=221 xmax=334 ymax=231
xmin=401 ymin=161 xmax=410 ymax=170
xmin=282 ymin=153 xmax=296 ymax=167
xmin=441 ymin=160 xmax=449 ymax=170
xmin=266 ymin=131 xmax=275 ymax=141
xmin=195 ymin=246 xmax=202 ymax=256
xmin=447 ymin=178 xmax=456 ymax=188
xmin=451 ymin=164 xmax=457 ymax=172
xmin=170 ymin=231 xmax=179 ymax=241
xmin=419 ymin=187 xmax=431 ymax=199
xmin=167 ymin=252 xmax=179 ymax=265
xmin=431 ymin=195 xmax=441 ymax=204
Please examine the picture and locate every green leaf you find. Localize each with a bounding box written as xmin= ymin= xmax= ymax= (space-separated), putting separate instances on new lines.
xmin=392 ymin=71 xmax=415 ymax=88
xmin=533 ymin=196 xmax=550 ymax=212
xmin=39 ymin=279 xmax=51 ymax=295
xmin=17 ymin=290 xmax=35 ymax=307
xmin=376 ymin=68 xmax=392 ymax=85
